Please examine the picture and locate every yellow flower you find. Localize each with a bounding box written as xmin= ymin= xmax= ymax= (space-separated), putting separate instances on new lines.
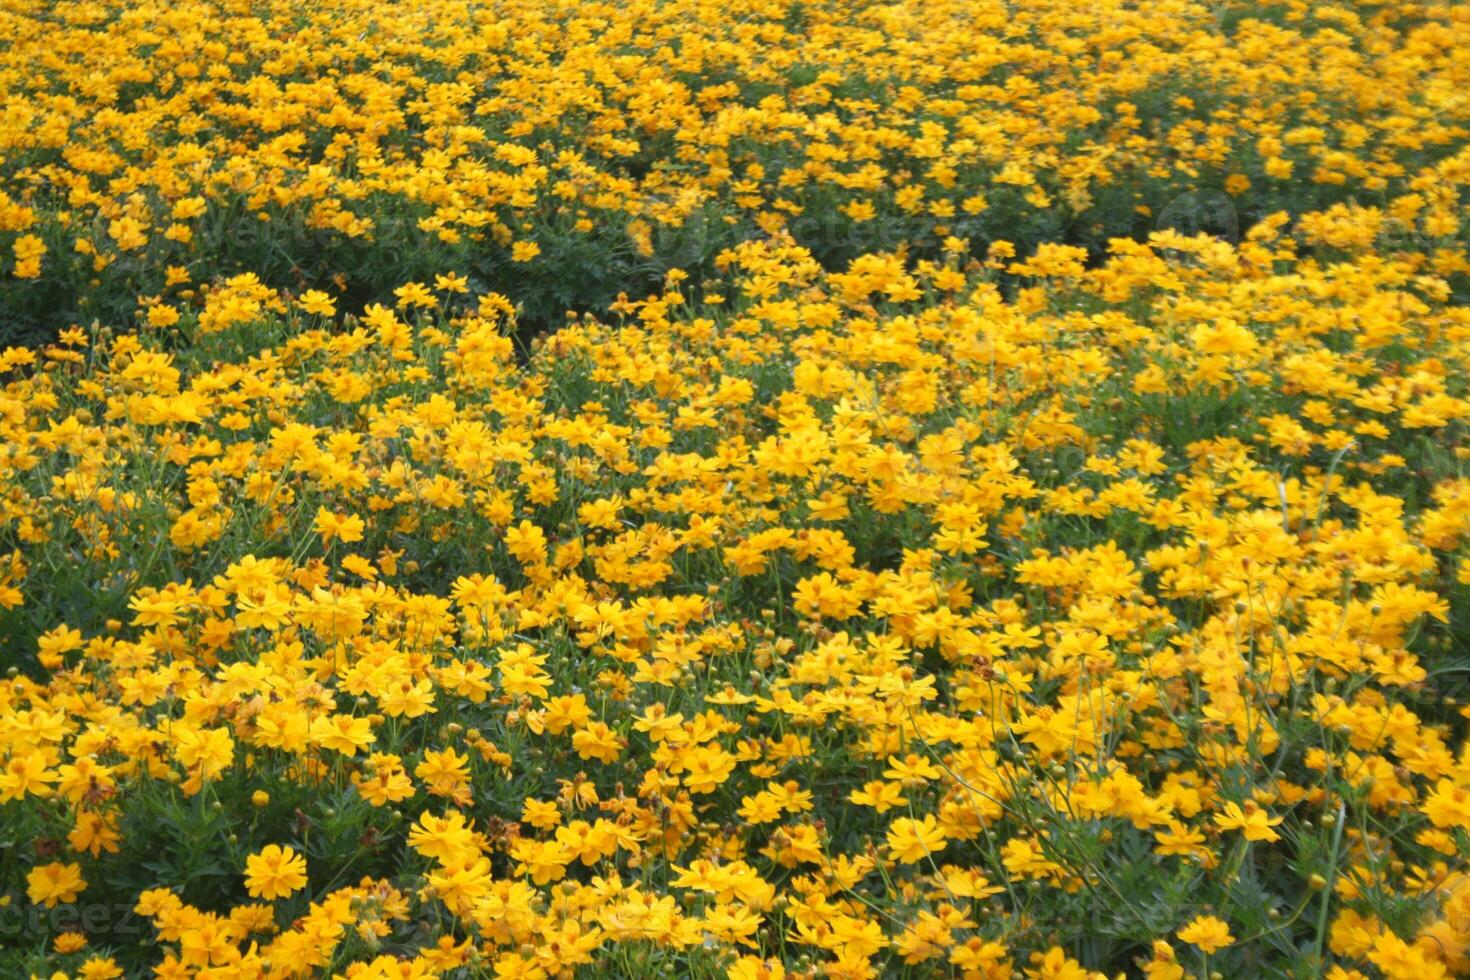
xmin=28 ymin=861 xmax=86 ymax=908
xmin=78 ymin=956 xmax=124 ymax=980
xmin=1423 ymin=779 xmax=1470 ymax=830
xmin=1177 ymin=915 xmax=1234 ymax=954
xmin=12 ymin=233 xmax=45 ymax=278
xmin=682 ymin=744 xmax=736 ymax=794
xmin=0 ymin=751 xmax=57 ymax=801
xmin=571 ymin=721 xmax=624 ymax=764
xmin=728 ymin=956 xmax=785 ymax=980
xmin=314 ymin=507 xmax=365 ymax=545
xmin=310 ymin=714 xmax=376 ymax=756
xmin=522 ymin=799 xmax=561 ymax=831
xmin=1213 ymin=801 xmax=1283 ymax=842
xmin=849 ymin=780 xmax=907 ymax=813
xmin=886 ymin=815 xmax=947 ymax=864
xmin=173 ymin=726 xmax=235 ymax=780
xmin=243 ymin=844 xmax=308 ymax=900
xmin=298 ymin=290 xmax=337 ymax=317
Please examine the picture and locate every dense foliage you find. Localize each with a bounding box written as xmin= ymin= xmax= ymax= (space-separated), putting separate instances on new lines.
xmin=0 ymin=1 xmax=1468 ymax=978
xmin=2 ymin=0 xmax=1468 ymax=337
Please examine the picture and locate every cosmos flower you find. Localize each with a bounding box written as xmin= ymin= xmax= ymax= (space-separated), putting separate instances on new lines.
xmin=243 ymin=845 xmax=309 ymax=901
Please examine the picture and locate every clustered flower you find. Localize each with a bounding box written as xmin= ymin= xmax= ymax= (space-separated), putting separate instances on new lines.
xmin=0 ymin=1 xmax=1468 ymax=979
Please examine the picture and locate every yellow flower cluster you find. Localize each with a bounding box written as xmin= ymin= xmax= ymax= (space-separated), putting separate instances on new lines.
xmin=0 ymin=222 xmax=1468 ymax=976
xmin=1 ymin=0 xmax=1467 ymax=328
xmin=0 ymin=0 xmax=1468 ymax=978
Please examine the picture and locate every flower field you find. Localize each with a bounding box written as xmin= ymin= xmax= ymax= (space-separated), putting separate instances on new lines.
xmin=1 ymin=1 xmax=1469 ymax=978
